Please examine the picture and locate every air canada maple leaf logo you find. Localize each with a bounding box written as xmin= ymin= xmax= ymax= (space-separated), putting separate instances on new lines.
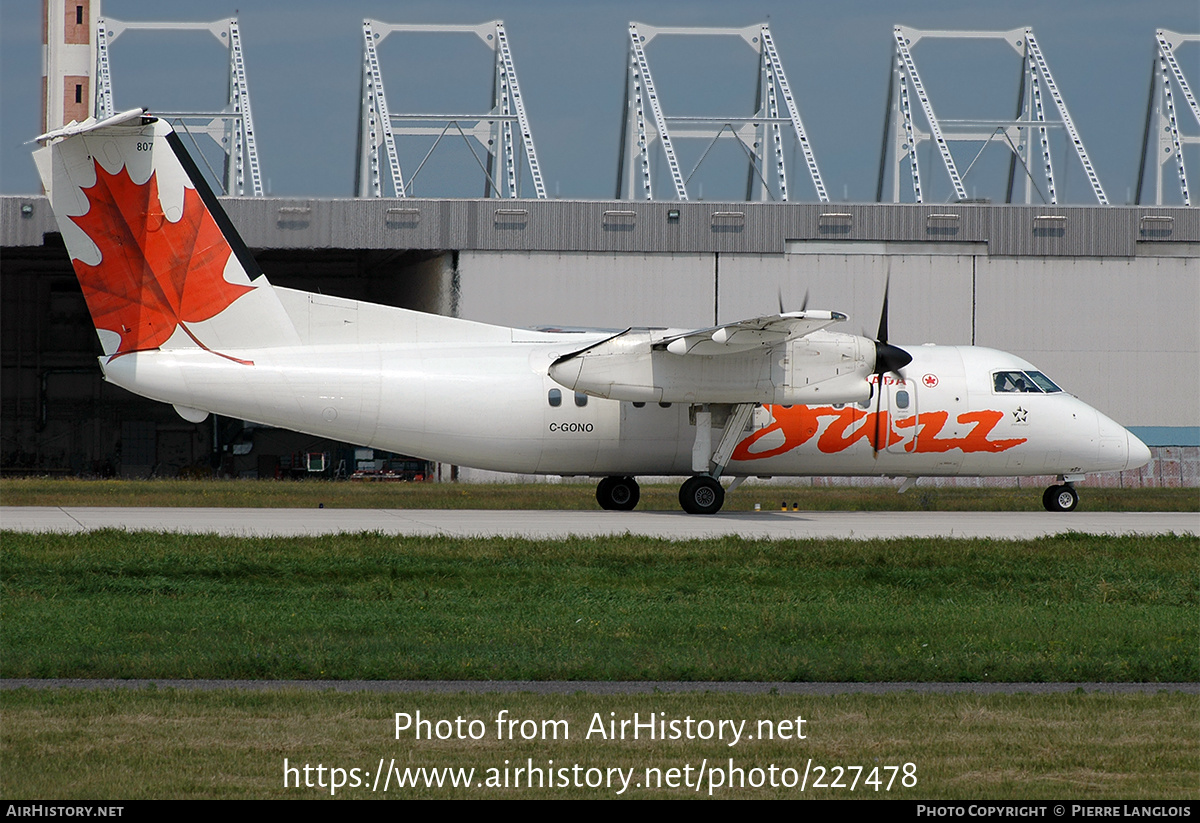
xmin=69 ymin=160 xmax=254 ymax=362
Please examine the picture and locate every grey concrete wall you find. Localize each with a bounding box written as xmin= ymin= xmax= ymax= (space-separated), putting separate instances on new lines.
xmin=455 ymin=247 xmax=1198 ymax=431
xmin=456 ymin=251 xmax=716 ymax=329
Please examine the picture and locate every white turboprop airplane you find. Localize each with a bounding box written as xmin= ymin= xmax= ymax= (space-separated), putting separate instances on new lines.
xmin=33 ymin=110 xmax=1151 ymax=514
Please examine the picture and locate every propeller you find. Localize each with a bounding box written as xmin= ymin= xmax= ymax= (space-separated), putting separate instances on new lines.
xmin=777 ymin=287 xmax=809 ymax=315
xmin=869 ymin=272 xmax=912 ymax=456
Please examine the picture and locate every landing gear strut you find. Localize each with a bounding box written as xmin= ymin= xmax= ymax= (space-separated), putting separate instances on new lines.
xmin=676 ymin=402 xmax=755 ymax=515
xmin=1042 ymin=483 xmax=1079 ymax=512
xmin=596 ymin=476 xmax=640 ymax=511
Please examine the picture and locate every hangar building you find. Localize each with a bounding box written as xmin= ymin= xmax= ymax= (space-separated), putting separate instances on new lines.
xmin=2 ymin=195 xmax=1196 ymax=485
xmin=4 ymin=5 xmax=1196 ymax=485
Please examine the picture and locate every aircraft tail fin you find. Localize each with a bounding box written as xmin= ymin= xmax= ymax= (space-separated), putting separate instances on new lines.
xmin=33 ymin=109 xmax=300 ymax=361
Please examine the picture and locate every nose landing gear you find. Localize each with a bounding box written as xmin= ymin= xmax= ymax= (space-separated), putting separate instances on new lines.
xmin=1042 ymin=483 xmax=1079 ymax=512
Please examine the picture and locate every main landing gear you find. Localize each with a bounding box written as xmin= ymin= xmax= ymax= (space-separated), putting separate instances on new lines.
xmin=1042 ymin=483 xmax=1079 ymax=512
xmin=676 ymin=402 xmax=754 ymax=515
xmin=596 ymin=476 xmax=640 ymax=510
xmin=595 ymin=474 xmax=735 ymax=514
xmin=596 ymin=402 xmax=756 ymax=515
xmin=679 ymin=475 xmax=724 ymax=514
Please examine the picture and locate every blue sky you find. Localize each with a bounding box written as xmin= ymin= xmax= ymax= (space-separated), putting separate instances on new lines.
xmin=2 ymin=0 xmax=1196 ymax=203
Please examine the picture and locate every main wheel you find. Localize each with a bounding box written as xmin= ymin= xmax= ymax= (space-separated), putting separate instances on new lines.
xmin=1042 ymin=484 xmax=1078 ymax=512
xmin=596 ymin=476 xmax=640 ymax=511
xmin=678 ymin=475 xmax=725 ymax=515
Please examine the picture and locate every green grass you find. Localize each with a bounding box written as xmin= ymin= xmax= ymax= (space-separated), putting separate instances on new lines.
xmin=3 ymin=531 xmax=1195 ymax=682
xmin=1 ymin=476 xmax=1196 ymax=510
xmin=2 ymin=689 xmax=1195 ymax=799
xmin=4 ymin=530 xmax=1196 ymax=800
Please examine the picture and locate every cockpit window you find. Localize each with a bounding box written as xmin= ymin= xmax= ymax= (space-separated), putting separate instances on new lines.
xmin=994 ymin=371 xmax=1038 ymax=393
xmin=1024 ymin=371 xmax=1062 ymax=393
xmin=993 ymin=370 xmax=1060 ymax=393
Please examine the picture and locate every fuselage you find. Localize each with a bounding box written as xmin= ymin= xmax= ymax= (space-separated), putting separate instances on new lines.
xmin=99 ymin=291 xmax=1149 ymax=481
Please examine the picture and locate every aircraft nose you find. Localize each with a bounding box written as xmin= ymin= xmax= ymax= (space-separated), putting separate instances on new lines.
xmin=1094 ymin=411 xmax=1151 ymax=473
xmin=1125 ymin=429 xmax=1152 ymax=471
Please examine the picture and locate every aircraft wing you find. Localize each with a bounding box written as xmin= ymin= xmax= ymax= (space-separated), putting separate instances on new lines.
xmin=547 ymin=308 xmax=866 ymax=405
xmin=655 ymin=310 xmax=847 ymax=355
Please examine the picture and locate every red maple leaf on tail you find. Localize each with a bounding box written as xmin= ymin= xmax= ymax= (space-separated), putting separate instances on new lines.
xmin=69 ymin=160 xmax=255 ymax=363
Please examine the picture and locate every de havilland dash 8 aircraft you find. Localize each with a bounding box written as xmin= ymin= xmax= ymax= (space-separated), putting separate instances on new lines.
xmin=33 ymin=110 xmax=1151 ymax=514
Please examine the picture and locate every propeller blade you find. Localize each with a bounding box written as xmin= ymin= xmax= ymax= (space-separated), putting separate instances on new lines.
xmin=870 ymin=270 xmax=912 ymax=377
xmin=873 ymin=380 xmax=884 ymax=457
xmin=869 ymin=267 xmax=910 ymax=457
xmin=876 ymin=272 xmax=891 ymax=343
xmin=778 ymin=287 xmax=810 ymax=315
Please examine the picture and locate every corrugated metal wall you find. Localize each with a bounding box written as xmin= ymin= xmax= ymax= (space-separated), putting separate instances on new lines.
xmin=6 ymin=195 xmax=1196 ymax=255
xmin=201 ymin=198 xmax=1197 ymax=257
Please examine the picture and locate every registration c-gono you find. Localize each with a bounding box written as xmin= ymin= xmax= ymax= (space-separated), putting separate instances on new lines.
xmin=549 ymin=422 xmax=593 ymax=433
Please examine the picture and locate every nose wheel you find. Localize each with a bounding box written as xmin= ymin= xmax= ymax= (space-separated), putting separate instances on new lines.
xmin=1042 ymin=484 xmax=1079 ymax=512
xmin=596 ymin=476 xmax=640 ymax=510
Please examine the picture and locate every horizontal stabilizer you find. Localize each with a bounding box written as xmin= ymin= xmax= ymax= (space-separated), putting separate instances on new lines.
xmin=34 ymin=107 xmax=149 ymax=143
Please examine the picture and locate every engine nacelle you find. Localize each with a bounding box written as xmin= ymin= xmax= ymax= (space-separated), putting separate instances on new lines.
xmin=548 ymin=330 xmax=874 ymax=406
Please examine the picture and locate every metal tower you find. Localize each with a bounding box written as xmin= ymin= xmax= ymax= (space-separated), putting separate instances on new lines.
xmin=1137 ymin=30 xmax=1198 ymax=206
xmin=94 ymin=17 xmax=263 ymax=196
xmin=879 ymin=26 xmax=1108 ymax=205
xmin=617 ymin=22 xmax=828 ymax=202
xmin=356 ymin=20 xmax=546 ymax=199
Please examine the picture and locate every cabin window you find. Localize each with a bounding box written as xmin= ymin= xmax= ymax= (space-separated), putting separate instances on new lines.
xmin=548 ymin=388 xmax=562 ymax=407
xmin=895 ymin=390 xmax=910 ymax=409
xmin=658 ymin=402 xmax=672 ymax=409
xmin=574 ymin=391 xmax=588 ymax=407
xmin=632 ymin=402 xmax=645 ymax=408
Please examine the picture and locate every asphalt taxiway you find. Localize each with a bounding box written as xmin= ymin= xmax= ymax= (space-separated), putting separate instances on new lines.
xmin=2 ymin=506 xmax=1195 ymax=539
